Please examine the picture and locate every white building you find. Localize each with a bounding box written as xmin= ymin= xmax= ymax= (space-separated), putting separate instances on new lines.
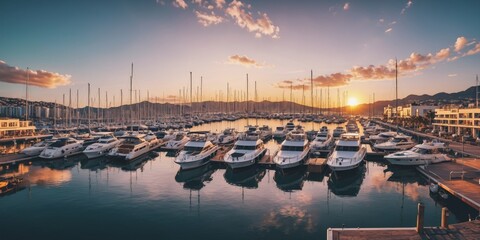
xmin=384 ymin=104 xmax=438 ymax=119
xmin=433 ymin=107 xmax=480 ymax=138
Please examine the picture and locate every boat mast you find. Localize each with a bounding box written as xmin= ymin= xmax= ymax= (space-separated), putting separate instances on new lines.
xmin=476 ymin=74 xmax=479 ymax=108
xmin=26 ymin=67 xmax=29 ymax=121
xmin=76 ymin=89 xmax=79 ymax=128
xmin=311 ymin=70 xmax=313 ymax=114
xmin=246 ymin=74 xmax=249 ymax=114
xmin=88 ymin=83 xmax=90 ymax=131
xmin=130 ymin=63 xmax=133 ymax=129
xmin=395 ymin=58 xmax=398 ymax=119
xmin=190 ymin=72 xmax=193 ymax=114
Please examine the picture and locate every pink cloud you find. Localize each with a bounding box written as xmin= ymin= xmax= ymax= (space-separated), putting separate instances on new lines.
xmin=172 ymin=0 xmax=187 ymax=9
xmin=0 ymin=60 xmax=71 ymax=88
xmin=195 ymin=10 xmax=223 ymax=26
xmin=454 ymin=36 xmax=468 ymax=52
xmin=226 ymin=0 xmax=279 ymax=38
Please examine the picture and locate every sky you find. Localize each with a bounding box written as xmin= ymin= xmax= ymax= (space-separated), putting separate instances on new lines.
xmin=1 ymin=0 xmax=480 ymax=107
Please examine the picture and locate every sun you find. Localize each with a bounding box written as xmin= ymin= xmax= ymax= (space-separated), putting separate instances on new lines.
xmin=348 ymin=97 xmax=358 ymax=107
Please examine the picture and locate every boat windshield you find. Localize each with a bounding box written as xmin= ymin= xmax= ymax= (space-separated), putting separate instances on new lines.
xmin=412 ymin=147 xmax=432 ymax=154
xmin=276 ymin=127 xmax=284 ymax=131
xmin=122 ymin=137 xmax=143 ymax=145
xmin=392 ymin=138 xmax=407 ymax=143
xmin=50 ymin=140 xmax=68 ymax=147
xmin=335 ymin=145 xmax=359 ymax=151
xmin=184 ymin=146 xmax=204 ymax=152
xmin=234 ymin=145 xmax=256 ymax=150
xmin=281 ymin=145 xmax=304 ymax=151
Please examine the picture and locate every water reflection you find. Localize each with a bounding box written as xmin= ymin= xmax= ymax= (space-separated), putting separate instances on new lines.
xmin=33 ymin=157 xmax=81 ymax=171
xmin=327 ymin=164 xmax=366 ymax=197
xmin=80 ymin=158 xmax=108 ymax=171
xmin=274 ymin=166 xmax=309 ymax=192
xmin=224 ymin=166 xmax=266 ymax=189
xmin=175 ymin=164 xmax=215 ymax=190
xmin=107 ymin=152 xmax=158 ymax=172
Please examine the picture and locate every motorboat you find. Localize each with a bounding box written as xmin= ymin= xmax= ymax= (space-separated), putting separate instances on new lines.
xmin=39 ymin=138 xmax=84 ymax=159
xmin=285 ymin=121 xmax=295 ymax=132
xmin=83 ymin=133 xmax=121 ymax=159
xmin=332 ymin=126 xmax=346 ymax=138
xmin=163 ymin=132 xmax=190 ymax=150
xmin=216 ymin=128 xmax=238 ymax=145
xmin=259 ymin=125 xmax=272 ymax=140
xmin=310 ymin=129 xmax=333 ymax=150
xmin=223 ymin=132 xmax=267 ymax=169
xmin=384 ymin=140 xmax=451 ymax=166
xmin=368 ymin=131 xmax=397 ymax=144
xmin=273 ymin=126 xmax=288 ymax=139
xmin=144 ymin=131 xmax=163 ymax=150
xmin=373 ymin=134 xmax=416 ymax=152
xmin=273 ymin=131 xmax=310 ymax=169
xmin=174 ymin=134 xmax=219 ymax=170
xmin=327 ymin=133 xmax=366 ymax=171
xmin=20 ymin=139 xmax=56 ymax=156
xmin=108 ymin=133 xmax=151 ymax=160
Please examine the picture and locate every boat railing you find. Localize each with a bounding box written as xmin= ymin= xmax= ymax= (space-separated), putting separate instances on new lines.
xmin=275 ymin=151 xmax=307 ymax=164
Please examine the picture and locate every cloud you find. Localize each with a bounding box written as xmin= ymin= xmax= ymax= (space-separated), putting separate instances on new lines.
xmin=172 ymin=0 xmax=187 ymax=9
xmin=454 ymin=36 xmax=468 ymax=52
xmin=195 ymin=10 xmax=223 ymax=26
xmin=214 ymin=0 xmax=225 ymax=9
xmin=225 ymin=0 xmax=280 ymax=38
xmin=401 ymin=0 xmax=413 ymax=14
xmin=448 ymin=74 xmax=457 ymax=77
xmin=343 ymin=3 xmax=349 ymax=11
xmin=0 ymin=60 xmax=71 ymax=88
xmin=228 ymin=55 xmax=269 ymax=68
xmin=385 ymin=28 xmax=392 ymax=33
xmin=276 ymin=36 xmax=480 ymax=90
xmin=379 ymin=18 xmax=384 ymax=23
xmin=466 ymin=43 xmax=480 ymax=56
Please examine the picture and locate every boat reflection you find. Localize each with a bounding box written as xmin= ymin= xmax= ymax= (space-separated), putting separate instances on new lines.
xmin=224 ymin=166 xmax=266 ymax=189
xmin=80 ymin=157 xmax=108 ymax=171
xmin=0 ymin=176 xmax=26 ymax=197
xmin=108 ymin=152 xmax=158 ymax=172
xmin=33 ymin=157 xmax=81 ymax=171
xmin=384 ymin=165 xmax=427 ymax=185
xmin=327 ymin=163 xmax=366 ymax=197
xmin=273 ymin=166 xmax=309 ymax=192
xmin=175 ymin=164 xmax=215 ymax=190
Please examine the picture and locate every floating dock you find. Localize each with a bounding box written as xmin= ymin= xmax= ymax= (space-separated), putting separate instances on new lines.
xmin=327 ymin=220 xmax=480 ymax=240
xmin=416 ymin=158 xmax=480 ymax=211
xmin=0 ymin=153 xmax=35 ymax=166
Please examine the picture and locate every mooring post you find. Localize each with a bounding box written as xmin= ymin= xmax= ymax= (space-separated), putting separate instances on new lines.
xmin=416 ymin=203 xmax=425 ymax=233
xmin=441 ymin=207 xmax=449 ymax=228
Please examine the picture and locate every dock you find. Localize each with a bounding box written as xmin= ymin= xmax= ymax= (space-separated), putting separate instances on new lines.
xmin=327 ymin=220 xmax=480 ymax=240
xmin=363 ymin=144 xmax=386 ymax=160
xmin=416 ymin=158 xmax=480 ymax=211
xmin=0 ymin=134 xmax=53 ymax=144
xmin=0 ymin=153 xmax=36 ymax=166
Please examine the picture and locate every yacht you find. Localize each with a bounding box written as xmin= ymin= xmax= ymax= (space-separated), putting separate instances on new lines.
xmin=369 ymin=131 xmax=397 ymax=144
xmin=216 ymin=128 xmax=238 ymax=145
xmin=310 ymin=129 xmax=333 ymax=150
xmin=20 ymin=139 xmax=56 ymax=156
xmin=273 ymin=126 xmax=288 ymax=139
xmin=327 ymin=133 xmax=366 ymax=171
xmin=144 ymin=131 xmax=163 ymax=150
xmin=332 ymin=126 xmax=346 ymax=138
xmin=285 ymin=122 xmax=295 ymax=132
xmin=373 ymin=134 xmax=416 ymax=152
xmin=273 ymin=131 xmax=310 ymax=169
xmin=163 ymin=132 xmax=190 ymax=150
xmin=39 ymin=138 xmax=84 ymax=159
xmin=223 ymin=132 xmax=267 ymax=169
xmin=384 ymin=140 xmax=451 ymax=165
xmin=108 ymin=133 xmax=150 ymax=160
xmin=174 ymin=134 xmax=219 ymax=170
xmin=259 ymin=125 xmax=273 ymax=140
xmin=83 ymin=133 xmax=121 ymax=159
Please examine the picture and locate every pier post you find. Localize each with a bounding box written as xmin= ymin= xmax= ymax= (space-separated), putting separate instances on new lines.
xmin=416 ymin=203 xmax=425 ymax=233
xmin=441 ymin=207 xmax=449 ymax=228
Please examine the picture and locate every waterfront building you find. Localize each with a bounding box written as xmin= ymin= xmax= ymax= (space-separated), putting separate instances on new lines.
xmin=384 ymin=104 xmax=438 ymax=119
xmin=0 ymin=118 xmax=36 ymax=138
xmin=433 ymin=107 xmax=480 ymax=138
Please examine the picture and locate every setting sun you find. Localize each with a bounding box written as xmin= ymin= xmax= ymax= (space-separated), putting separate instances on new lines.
xmin=348 ymin=97 xmax=359 ymax=107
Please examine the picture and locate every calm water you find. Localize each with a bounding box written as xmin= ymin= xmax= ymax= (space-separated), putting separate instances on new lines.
xmin=0 ymin=119 xmax=478 ymax=240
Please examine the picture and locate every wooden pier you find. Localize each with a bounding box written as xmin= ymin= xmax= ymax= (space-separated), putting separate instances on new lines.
xmin=363 ymin=144 xmax=386 ymax=160
xmin=416 ymin=158 xmax=480 ymax=211
xmin=327 ymin=220 xmax=480 ymax=240
xmin=0 ymin=153 xmax=36 ymax=166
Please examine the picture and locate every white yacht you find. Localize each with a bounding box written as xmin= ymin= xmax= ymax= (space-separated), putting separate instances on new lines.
xmin=216 ymin=128 xmax=238 ymax=145
xmin=39 ymin=138 xmax=84 ymax=159
xmin=369 ymin=131 xmax=397 ymax=144
xmin=259 ymin=125 xmax=273 ymax=140
xmin=273 ymin=126 xmax=289 ymax=139
xmin=273 ymin=132 xmax=310 ymax=169
xmin=144 ymin=131 xmax=163 ymax=150
xmin=332 ymin=126 xmax=346 ymax=138
xmin=224 ymin=133 xmax=267 ymax=169
xmin=373 ymin=134 xmax=416 ymax=152
xmin=108 ymin=133 xmax=150 ymax=160
xmin=163 ymin=132 xmax=190 ymax=150
xmin=310 ymin=129 xmax=333 ymax=150
xmin=83 ymin=133 xmax=121 ymax=159
xmin=174 ymin=134 xmax=219 ymax=170
xmin=384 ymin=140 xmax=452 ymax=166
xmin=20 ymin=139 xmax=56 ymax=156
xmin=327 ymin=133 xmax=367 ymax=171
